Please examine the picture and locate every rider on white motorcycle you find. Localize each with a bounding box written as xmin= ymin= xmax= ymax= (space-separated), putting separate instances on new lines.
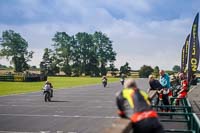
xmin=43 ymin=81 xmax=53 ymax=97
xmin=102 ymin=76 xmax=107 ymax=87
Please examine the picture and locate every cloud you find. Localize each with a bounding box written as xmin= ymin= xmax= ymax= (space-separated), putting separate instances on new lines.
xmin=104 ymin=18 xmax=192 ymax=70
xmin=0 ymin=0 xmax=199 ymax=70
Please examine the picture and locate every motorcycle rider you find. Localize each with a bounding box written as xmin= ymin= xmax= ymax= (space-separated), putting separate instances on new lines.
xmin=120 ymin=74 xmax=125 ymax=85
xmin=102 ymin=76 xmax=107 ymax=87
xmin=44 ymin=81 xmax=53 ymax=97
xmin=116 ymin=78 xmax=164 ymax=133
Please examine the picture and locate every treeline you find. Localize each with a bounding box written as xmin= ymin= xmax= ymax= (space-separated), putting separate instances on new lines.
xmin=40 ymin=31 xmax=116 ymax=76
xmin=0 ymin=30 xmax=116 ymax=76
xmin=0 ymin=30 xmax=182 ymax=77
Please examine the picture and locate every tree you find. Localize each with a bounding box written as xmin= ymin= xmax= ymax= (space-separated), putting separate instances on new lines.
xmin=30 ymin=66 xmax=37 ymax=70
xmin=75 ymin=32 xmax=94 ymax=75
xmin=40 ymin=48 xmax=59 ymax=76
xmin=49 ymin=31 xmax=117 ymax=77
xmin=93 ymin=31 xmax=116 ymax=76
xmin=71 ymin=36 xmax=81 ymax=76
xmin=153 ymin=66 xmax=160 ymax=78
xmin=108 ymin=63 xmax=118 ymax=76
xmin=0 ymin=30 xmax=33 ymax=72
xmin=0 ymin=64 xmax=8 ymax=69
xmin=52 ymin=32 xmax=73 ymax=76
xmin=120 ymin=62 xmax=131 ymax=76
xmin=172 ymin=65 xmax=181 ymax=72
xmin=139 ymin=65 xmax=153 ymax=78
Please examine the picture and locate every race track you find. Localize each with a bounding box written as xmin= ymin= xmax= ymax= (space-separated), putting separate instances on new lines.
xmin=0 ymin=79 xmax=149 ymax=133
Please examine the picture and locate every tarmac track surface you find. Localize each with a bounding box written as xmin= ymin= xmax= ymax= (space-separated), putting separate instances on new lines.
xmin=0 ymin=79 xmax=149 ymax=133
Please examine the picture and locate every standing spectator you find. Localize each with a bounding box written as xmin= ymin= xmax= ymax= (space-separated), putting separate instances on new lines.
xmin=148 ymin=75 xmax=163 ymax=105
xmin=159 ymin=70 xmax=171 ymax=112
xmin=174 ymin=73 xmax=188 ymax=105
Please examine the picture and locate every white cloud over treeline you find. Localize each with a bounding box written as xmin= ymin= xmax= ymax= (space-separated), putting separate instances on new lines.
xmin=0 ymin=0 xmax=199 ymax=69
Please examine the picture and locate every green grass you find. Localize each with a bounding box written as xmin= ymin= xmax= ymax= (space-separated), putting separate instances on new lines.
xmin=0 ymin=77 xmax=118 ymax=96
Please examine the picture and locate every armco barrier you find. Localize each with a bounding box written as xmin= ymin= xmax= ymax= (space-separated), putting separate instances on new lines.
xmin=0 ymin=75 xmax=14 ymax=81
xmin=25 ymin=76 xmax=41 ymax=82
xmin=14 ymin=75 xmax=24 ymax=82
xmin=0 ymin=74 xmax=47 ymax=82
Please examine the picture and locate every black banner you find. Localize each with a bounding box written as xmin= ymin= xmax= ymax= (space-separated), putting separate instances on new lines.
xmin=188 ymin=13 xmax=199 ymax=82
xmin=181 ymin=34 xmax=190 ymax=73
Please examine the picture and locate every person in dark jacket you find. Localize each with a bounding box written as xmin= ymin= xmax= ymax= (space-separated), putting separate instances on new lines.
xmin=148 ymin=75 xmax=163 ymax=92
xmin=116 ymin=78 xmax=164 ymax=133
xmin=148 ymin=75 xmax=163 ymax=105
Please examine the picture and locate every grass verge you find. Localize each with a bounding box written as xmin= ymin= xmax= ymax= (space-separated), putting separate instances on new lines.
xmin=0 ymin=77 xmax=118 ymax=96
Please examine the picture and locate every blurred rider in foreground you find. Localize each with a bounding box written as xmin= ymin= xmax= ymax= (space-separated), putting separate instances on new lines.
xmin=116 ymin=78 xmax=164 ymax=133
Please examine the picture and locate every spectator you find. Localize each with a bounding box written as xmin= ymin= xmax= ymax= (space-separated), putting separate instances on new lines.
xmin=148 ymin=75 xmax=163 ymax=105
xmin=159 ymin=70 xmax=171 ymax=112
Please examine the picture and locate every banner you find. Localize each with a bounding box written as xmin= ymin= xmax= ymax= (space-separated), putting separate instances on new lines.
xmin=188 ymin=13 xmax=199 ymax=82
xmin=181 ymin=34 xmax=190 ymax=73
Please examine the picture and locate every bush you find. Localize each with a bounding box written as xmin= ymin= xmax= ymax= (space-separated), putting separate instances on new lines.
xmin=139 ymin=65 xmax=153 ymax=78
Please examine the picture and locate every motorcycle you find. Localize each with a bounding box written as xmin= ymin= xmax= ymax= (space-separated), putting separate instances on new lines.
xmin=102 ymin=79 xmax=107 ymax=87
xmin=120 ymin=78 xmax=125 ymax=85
xmin=43 ymin=89 xmax=52 ymax=102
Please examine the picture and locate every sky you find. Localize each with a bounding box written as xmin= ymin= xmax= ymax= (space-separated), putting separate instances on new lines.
xmin=0 ymin=0 xmax=199 ymax=70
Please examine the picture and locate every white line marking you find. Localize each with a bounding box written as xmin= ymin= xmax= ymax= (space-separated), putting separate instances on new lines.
xmin=0 ymin=131 xmax=64 ymax=133
xmin=0 ymin=113 xmax=119 ymax=119
xmin=20 ymin=93 xmax=115 ymax=97
xmin=0 ymin=131 xmax=37 ymax=133
xmin=0 ymin=104 xmax=116 ymax=109
xmin=2 ymin=99 xmax=114 ymax=103
xmin=0 ymin=131 xmax=40 ymax=133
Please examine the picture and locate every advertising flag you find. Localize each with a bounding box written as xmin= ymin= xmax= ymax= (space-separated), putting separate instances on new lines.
xmin=188 ymin=13 xmax=199 ymax=82
xmin=181 ymin=34 xmax=190 ymax=73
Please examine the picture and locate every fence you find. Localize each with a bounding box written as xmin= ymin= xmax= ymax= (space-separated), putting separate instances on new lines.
xmin=0 ymin=74 xmax=47 ymax=82
xmin=105 ymin=96 xmax=200 ymax=132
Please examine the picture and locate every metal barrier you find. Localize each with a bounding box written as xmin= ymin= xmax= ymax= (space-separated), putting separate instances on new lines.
xmin=0 ymin=74 xmax=47 ymax=82
xmin=157 ymin=112 xmax=200 ymax=133
xmin=0 ymin=75 xmax=14 ymax=81
xmin=105 ymin=86 xmax=200 ymax=132
xmin=191 ymin=113 xmax=200 ymax=133
xmin=151 ymin=96 xmax=200 ymax=133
